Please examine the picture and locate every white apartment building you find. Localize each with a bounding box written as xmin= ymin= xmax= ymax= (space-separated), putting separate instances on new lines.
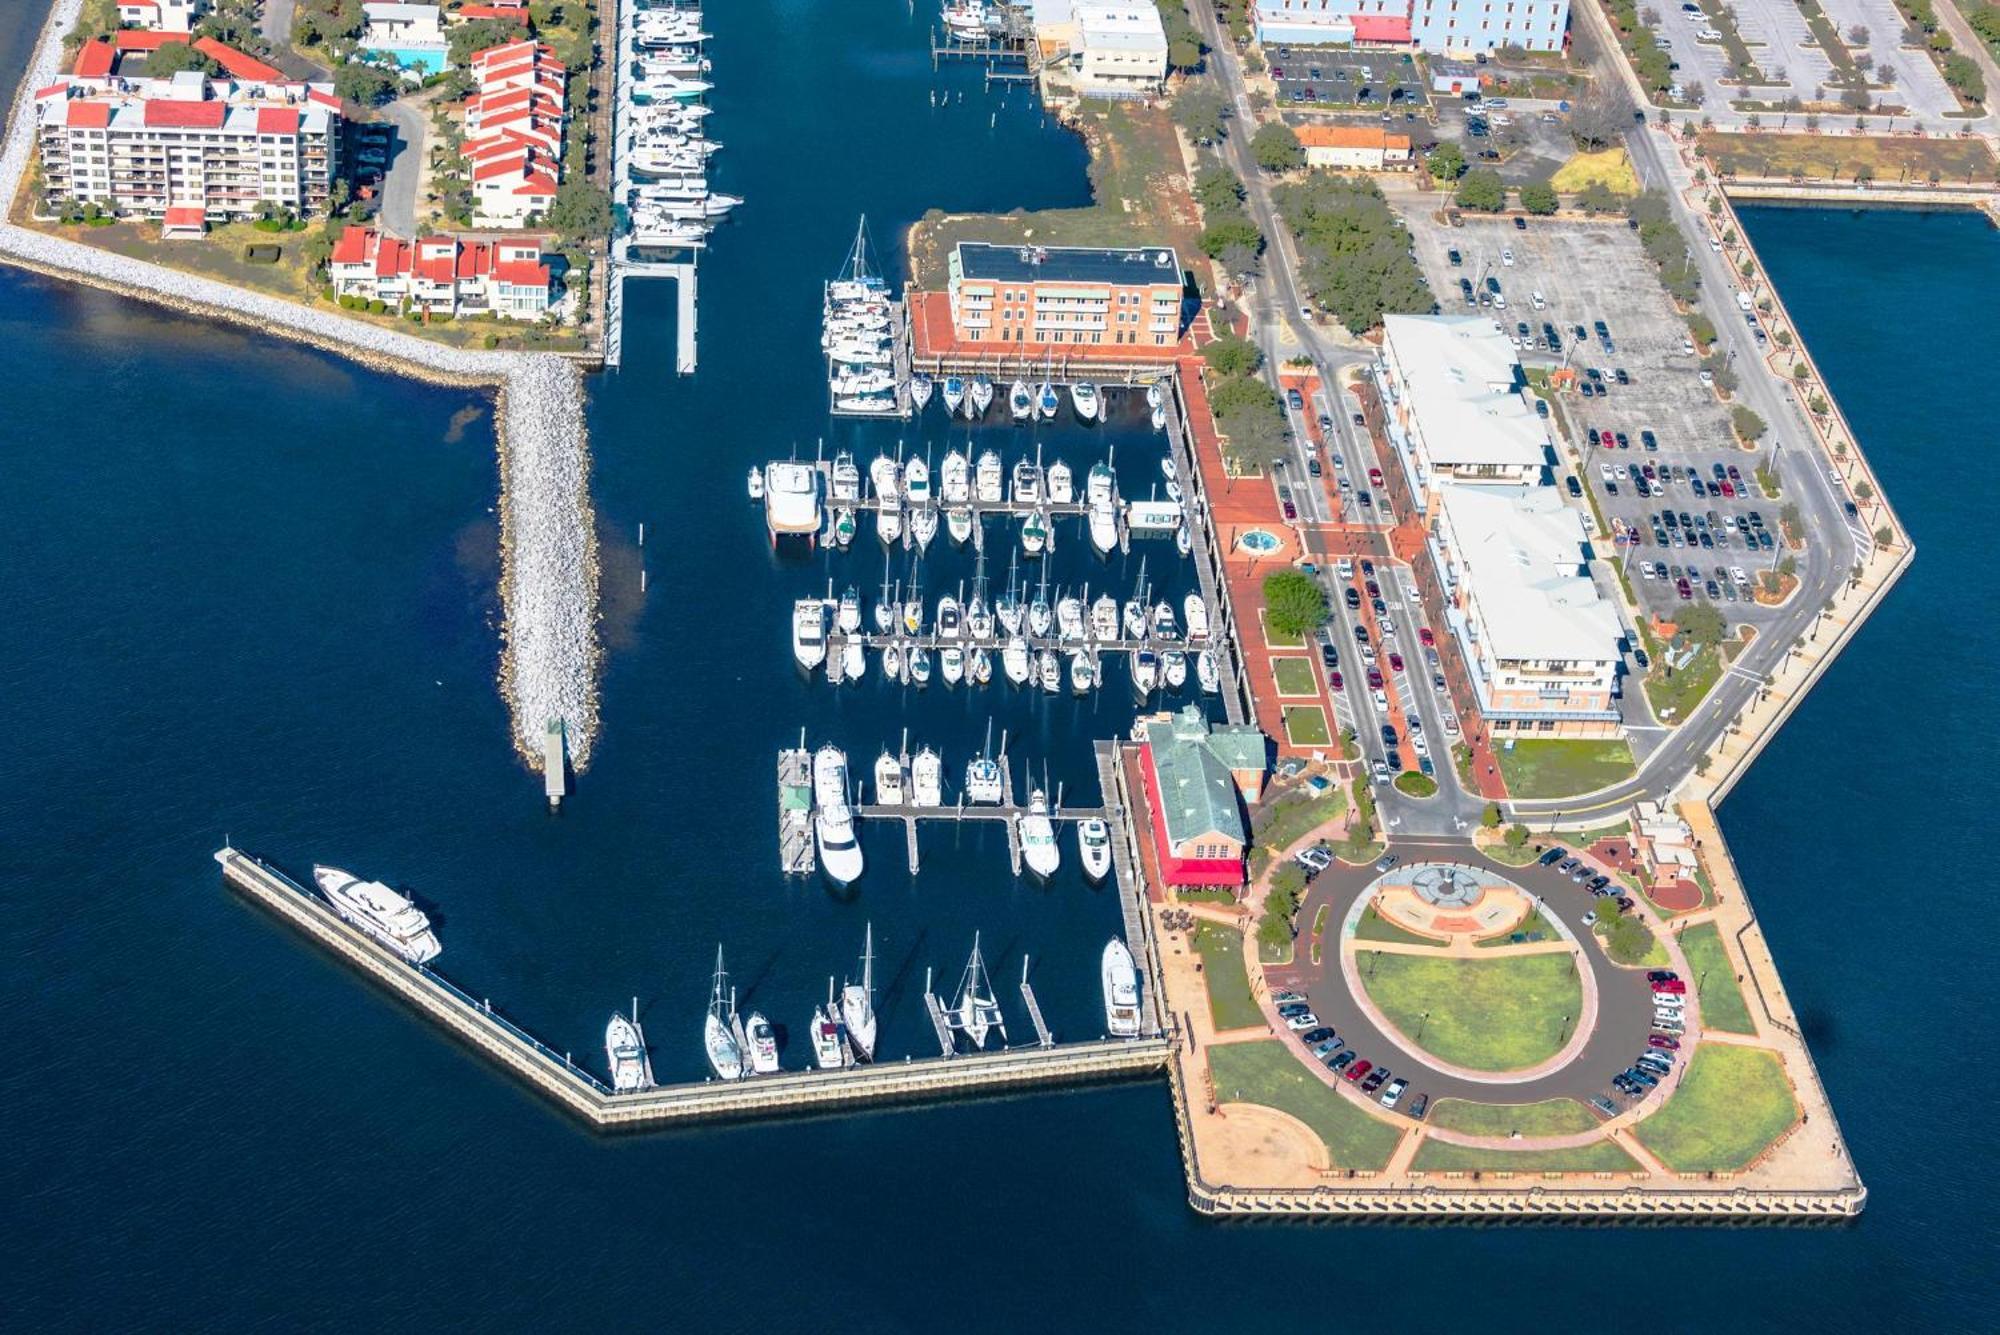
xmin=1380 ymin=313 xmax=1549 ymax=493
xmin=1252 ymin=0 xmax=1569 ymax=54
xmin=465 ymin=40 xmax=567 ymax=227
xmin=34 ymin=70 xmax=341 ymax=220
xmin=1069 ymin=1 xmax=1169 ymax=99
xmin=115 ymin=0 xmax=205 ymax=33
xmin=328 ymin=226 xmax=557 ymax=319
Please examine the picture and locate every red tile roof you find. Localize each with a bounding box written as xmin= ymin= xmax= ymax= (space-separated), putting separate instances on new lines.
xmin=72 ymin=41 xmax=115 ymax=79
xmin=162 ymin=205 xmax=206 ymax=226
xmin=457 ymin=4 xmax=533 ymax=24
xmin=471 ymin=152 xmax=531 ymax=182
xmin=515 ymin=172 xmax=557 ymax=196
xmin=195 ymin=38 xmax=284 ymax=83
xmin=377 ymin=236 xmax=412 ymax=277
xmin=66 ymin=100 xmax=113 ymax=129
xmin=494 ymin=259 xmax=550 ymax=287
xmin=143 ymin=100 xmax=227 ymax=129
xmin=330 ymin=225 xmax=375 ymax=265
xmin=1351 ymin=15 xmax=1412 ymax=42
xmin=114 ymin=31 xmax=178 ymax=51
xmin=255 ymin=106 xmax=299 ymax=135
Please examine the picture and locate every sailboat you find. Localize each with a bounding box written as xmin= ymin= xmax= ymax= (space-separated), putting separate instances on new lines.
xmin=996 ymin=553 xmax=1024 ymax=634
xmin=1069 ymin=649 xmax=1097 ymax=695
xmin=1009 ymin=378 xmax=1033 ymax=420
xmin=704 ymin=946 xmax=745 ymax=1081
xmin=968 ymin=375 xmax=994 ymax=418
xmin=1148 ymin=380 xmax=1167 ymax=432
xmin=941 ymin=376 xmax=966 ymax=416
xmin=743 ymin=1009 xmax=780 ymax=1074
xmin=1021 ymin=509 xmax=1049 ymax=557
xmin=966 ymin=721 xmax=1004 ymax=802
xmin=969 ymin=646 xmax=993 ymax=685
xmin=909 ymin=643 xmax=933 ymax=684
xmin=910 ymin=504 xmax=939 ymax=550
xmin=605 ymin=1002 xmax=654 ymax=1092
xmin=883 ymin=641 xmax=903 ymax=681
xmin=874 ymin=573 xmax=897 ymax=634
xmin=1197 ymin=647 xmax=1220 ymax=693
xmin=1101 ymin=937 xmax=1142 ymax=1038
xmin=841 ymin=924 xmax=878 ymax=1061
xmin=910 ymin=372 xmax=934 ymax=412
xmin=1027 ymin=570 xmax=1053 ymax=638
xmin=1036 ymin=372 xmax=1060 ymax=420
xmin=946 ymin=933 xmax=1006 ymax=1050
xmin=811 ymin=977 xmax=854 ymax=1070
xmin=1079 ymin=818 xmax=1113 ymax=882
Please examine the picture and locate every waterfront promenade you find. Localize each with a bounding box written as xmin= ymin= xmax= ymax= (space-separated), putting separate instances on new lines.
xmin=0 ymin=0 xmax=600 ymax=771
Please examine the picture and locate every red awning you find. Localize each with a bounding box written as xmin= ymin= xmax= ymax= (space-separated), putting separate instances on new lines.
xmin=1351 ymin=16 xmax=1413 ymax=42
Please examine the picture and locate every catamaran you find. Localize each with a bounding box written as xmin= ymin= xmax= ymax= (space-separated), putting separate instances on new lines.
xmin=946 ymin=933 xmax=1006 ymax=1050
xmin=1101 ymin=938 xmax=1142 ymax=1038
xmin=743 ymin=1010 xmax=780 ymax=1074
xmin=813 ymin=744 xmax=865 ymax=886
xmin=312 ymin=865 xmax=441 ymax=964
xmin=705 ymin=946 xmax=745 ymax=1081
xmin=605 ymin=1004 xmax=655 ymax=1092
xmin=1078 ymin=817 xmax=1113 ymax=882
xmin=792 ymin=597 xmax=828 ymax=670
xmin=811 ymin=978 xmax=854 ymax=1069
xmin=841 ymin=924 xmax=879 ymax=1062
xmin=911 ymin=746 xmax=945 ymax=806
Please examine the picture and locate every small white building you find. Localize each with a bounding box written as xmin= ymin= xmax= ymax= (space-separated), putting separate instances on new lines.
xmin=363 ymin=2 xmax=446 ymax=45
xmin=115 ymin=0 xmax=205 ymax=34
xmin=1069 ymin=1 xmax=1168 ymax=100
xmin=1381 ymin=314 xmax=1550 ymax=491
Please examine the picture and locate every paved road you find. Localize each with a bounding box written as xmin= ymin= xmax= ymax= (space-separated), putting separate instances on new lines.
xmin=378 ymin=100 xmax=427 ymax=237
xmin=262 ymin=0 xmax=297 ymax=46
xmin=1264 ymin=842 xmax=1684 ymax=1111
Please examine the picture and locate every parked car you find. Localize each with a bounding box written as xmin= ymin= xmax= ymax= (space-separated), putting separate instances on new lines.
xmin=1344 ymin=1059 xmax=1373 ymax=1082
xmin=1330 ymin=1050 xmax=1358 ymax=1072
xmin=1407 ymin=1092 xmax=1429 ymax=1120
xmin=1360 ymin=1067 xmax=1391 ymax=1093
xmin=1380 ymin=1078 xmax=1408 ymax=1108
xmin=1284 ymin=1011 xmax=1319 ymax=1031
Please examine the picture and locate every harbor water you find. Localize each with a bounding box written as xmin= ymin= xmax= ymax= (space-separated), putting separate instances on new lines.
xmin=0 ymin=0 xmax=1993 ymax=1325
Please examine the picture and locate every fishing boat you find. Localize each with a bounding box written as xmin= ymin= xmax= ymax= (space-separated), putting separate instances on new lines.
xmin=1130 ymin=647 xmax=1159 ymax=695
xmin=874 ymin=750 xmax=904 ymax=805
xmin=942 ymin=0 xmax=992 ymax=40
xmin=1019 ymin=789 xmax=1060 ymax=879
xmin=311 ymin=865 xmax=441 ymax=964
xmin=941 ymin=644 xmax=965 ymax=685
xmin=966 ymin=756 xmax=1004 ymax=804
xmin=813 ymin=744 xmax=865 ymax=885
xmin=1009 ymin=379 xmax=1034 ymax=420
xmin=831 ymin=452 xmax=861 ymax=501
xmin=941 ymin=449 xmax=970 ymax=504
xmin=1002 ymin=635 xmax=1030 ymax=685
xmin=1068 ymin=649 xmax=1097 ymax=695
xmin=1010 ymin=457 xmax=1042 ymax=505
xmin=1101 ymin=937 xmax=1141 ymax=1038
xmin=968 ymin=375 xmax=994 ymax=417
xmin=908 ymin=644 xmax=933 ymax=685
xmin=810 ymin=978 xmax=853 ymax=1070
xmin=743 ymin=1010 xmax=780 ymax=1074
xmin=1079 ymin=818 xmax=1113 ymax=882
xmin=937 ymin=593 xmax=963 ymax=639
xmin=837 ymin=587 xmax=862 ymax=634
xmin=841 ymin=924 xmax=878 ymax=1061
xmin=1070 ymin=381 xmax=1101 ymax=422
xmin=704 ymin=946 xmax=744 ymax=1081
xmin=975 ymin=450 xmax=1004 ymax=504
xmin=911 ymin=746 xmax=944 ymax=806
xmin=1020 ymin=509 xmax=1049 ymax=557
xmin=1162 ymin=648 xmax=1188 ymax=690
xmin=1056 ymin=594 xmax=1084 ymax=642
xmin=910 ymin=372 xmax=934 ymax=412
xmin=946 ymin=506 xmax=973 ymax=545
xmin=1047 ymin=458 xmax=1074 ymax=504
xmin=946 ymin=933 xmax=1006 ymax=1049
xmin=1197 ymin=647 xmax=1220 ymax=693
xmin=910 ymin=505 xmax=938 ymax=550
xmin=941 ymin=376 xmax=967 ymax=416
xmin=1091 ymin=594 xmax=1119 ymax=641
xmin=1184 ymin=593 xmax=1209 ymax=640
xmin=1036 ymin=648 xmax=1062 ymax=694
xmin=746 ymin=465 xmax=764 ymax=500
xmin=792 ymin=598 xmax=828 ymax=670
xmin=606 ymin=1005 xmax=655 ymax=1092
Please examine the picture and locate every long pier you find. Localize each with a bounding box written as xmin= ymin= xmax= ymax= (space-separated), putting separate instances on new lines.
xmin=218 ymin=847 xmax=1168 ymax=1127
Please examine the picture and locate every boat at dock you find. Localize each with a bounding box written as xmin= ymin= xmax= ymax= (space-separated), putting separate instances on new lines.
xmin=1068 ymin=649 xmax=1097 ymax=695
xmin=906 ymin=455 xmax=932 ymax=507
xmin=1056 ymin=593 xmax=1084 ymax=641
xmin=1184 ymin=593 xmax=1209 ymax=640
xmin=1002 ymin=635 xmax=1030 ymax=685
xmin=811 ymin=978 xmax=853 ymax=1070
xmin=792 ymin=597 xmax=828 ymax=670
xmin=1020 ymin=509 xmax=1049 ymax=557
xmin=1047 ymin=458 xmax=1074 ymax=505
xmin=910 ymin=504 xmax=938 ymax=550
xmin=1019 ymin=789 xmax=1060 ymax=879
xmin=744 ymin=1010 xmax=780 ymax=1074
xmin=705 ymin=946 xmax=745 ymax=1081
xmin=1101 ymin=938 xmax=1141 ymax=1038
xmin=1130 ymin=647 xmax=1159 ymax=695
xmin=941 ymin=449 xmax=970 ymax=503
xmin=1070 ymin=381 xmax=1100 ymax=422
xmin=813 ymin=744 xmax=865 ymax=886
xmin=946 ymin=506 xmax=972 ymax=545
xmin=946 ymin=933 xmax=1006 ymax=1050
xmin=1162 ymin=648 xmax=1187 ymax=690
xmin=911 ymin=746 xmax=944 ymax=806
xmin=1035 ymin=648 xmax=1061 ymax=693
xmin=311 ymin=865 xmax=441 ymax=964
xmin=968 ymin=375 xmax=994 ymax=418
xmin=1197 ymin=647 xmax=1220 ymax=693
xmin=1009 ymin=379 xmax=1033 ymax=420
xmin=1079 ymin=818 xmax=1113 ymax=882
xmin=1036 ymin=379 xmax=1059 ymax=420
xmin=837 ymin=586 xmax=862 ymax=634
xmin=1091 ymin=593 xmax=1119 ymax=641
xmin=910 ymin=372 xmax=934 ymax=412
xmin=909 ymin=644 xmax=933 ymax=684
xmin=606 ymin=1006 xmax=655 ymax=1092
xmin=941 ymin=376 xmax=966 ymax=416
xmin=975 ymin=450 xmax=1004 ymax=504
xmin=842 ymin=924 xmax=878 ymax=1062
xmin=1010 ymin=457 xmax=1042 ymax=505
xmin=874 ymin=750 xmax=904 ymax=805
xmin=763 ymin=461 xmax=822 ymax=543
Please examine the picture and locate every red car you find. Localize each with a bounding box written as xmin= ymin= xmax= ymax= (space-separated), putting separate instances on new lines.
xmin=1675 ymin=578 xmax=1693 ymax=600
xmin=1366 ymin=668 xmax=1384 ymax=689
xmin=1368 ymin=468 xmax=1385 ymax=487
xmin=1365 ymin=579 xmax=1380 ymax=597
xmin=1719 ymin=480 xmax=1735 ymax=497
xmin=1648 ymin=1035 xmax=1681 ymax=1051
xmin=1418 ymin=627 xmax=1435 ymax=647
xmin=1344 ymin=1059 xmax=1372 ymax=1082
xmin=1282 ymin=499 xmax=1298 ymax=520
xmin=1329 ymin=670 xmax=1344 ymax=692
xmin=1653 ymin=979 xmax=1688 ymax=995
xmin=1388 ymin=652 xmax=1405 ymax=672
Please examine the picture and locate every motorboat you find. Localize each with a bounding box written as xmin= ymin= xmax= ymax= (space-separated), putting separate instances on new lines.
xmin=744 ymin=1011 xmax=780 ymax=1075
xmin=1184 ymin=593 xmax=1209 ymax=640
xmin=1086 ymin=459 xmax=1117 ymax=506
xmin=1020 ymin=510 xmax=1049 ymax=557
xmin=941 ymin=0 xmax=993 ymax=39
xmin=937 ymin=594 xmax=963 ymax=639
xmin=1002 ymin=636 xmax=1030 ymax=685
xmin=840 ymin=636 xmax=865 ymax=682
xmin=1130 ymin=647 xmax=1159 ymax=695
xmin=966 ymin=755 xmax=1004 ymax=803
xmin=910 ymin=372 xmax=935 ymax=412
xmin=704 ymin=946 xmax=744 ymax=1082
xmin=1101 ymin=937 xmax=1141 ymax=1038
xmin=1088 ymin=498 xmax=1118 ymax=556
xmin=1152 ymin=600 xmax=1179 ymax=642
xmin=969 ymin=647 xmax=992 ymax=685
xmin=810 ymin=979 xmax=853 ymax=1070
xmin=941 ymin=376 xmax=967 ymax=416
xmin=946 ymin=506 xmax=973 ymax=545
xmin=1079 ymin=818 xmax=1113 ymax=883
xmin=1176 ymin=522 xmax=1191 ymax=556
xmin=1162 ymin=648 xmax=1188 ymax=690
xmin=941 ymin=644 xmax=965 ymax=686
xmin=1047 ymin=458 xmax=1074 ymax=505
xmin=911 ymin=747 xmax=944 ymax=806
xmin=941 ymin=450 xmax=970 ymax=504
xmin=1010 ymin=458 xmax=1042 ymax=505
xmin=1036 ymin=648 xmax=1062 ymax=694
xmin=1068 ymin=649 xmax=1097 ymax=695
xmin=1070 ymin=381 xmax=1101 ymax=422
xmin=1009 ymin=380 xmax=1033 ymax=420
xmin=813 ymin=744 xmax=865 ymax=886
xmin=1122 ymin=594 xmax=1146 ymax=640
xmin=605 ymin=1008 xmax=654 ymax=1092
xmin=837 ymin=587 xmax=862 ymax=634
xmin=841 ymin=924 xmax=878 ymax=1062
xmin=792 ymin=598 xmax=828 ymax=670
xmin=969 ymin=375 xmax=994 ymax=417
xmin=975 ymin=450 xmax=1004 ymax=504
xmin=1091 ymin=594 xmax=1119 ymax=641
xmin=1056 ymin=595 xmax=1084 ymax=642
xmin=311 ymin=865 xmax=440 ymax=964
xmin=1197 ymin=647 xmax=1220 ymax=693
xmin=869 ymin=453 xmax=900 ymax=503
xmin=1161 ymin=456 xmax=1177 ymax=483
xmin=905 ymin=455 xmax=933 ymax=507
xmin=875 ymin=750 xmax=905 ymax=805
xmin=1018 ymin=789 xmax=1060 ymax=879
xmin=746 ymin=466 xmax=763 ymax=500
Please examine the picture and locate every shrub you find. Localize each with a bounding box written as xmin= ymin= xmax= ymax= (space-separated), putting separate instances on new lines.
xmin=1455 ymin=169 xmax=1507 ymax=212
xmin=1394 ymin=771 xmax=1438 ymax=797
xmin=1263 ymin=570 xmax=1329 ymax=639
xmin=1518 ymin=180 xmax=1559 ymax=215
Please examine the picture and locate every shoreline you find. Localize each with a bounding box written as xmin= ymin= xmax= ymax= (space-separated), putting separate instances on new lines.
xmin=0 ymin=0 xmax=602 ymax=773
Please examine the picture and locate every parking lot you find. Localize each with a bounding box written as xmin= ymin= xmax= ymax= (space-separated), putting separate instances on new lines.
xmin=1433 ymin=98 xmax=1576 ymax=185
xmin=1265 ymin=44 xmax=1431 ymax=113
xmin=1401 ymin=212 xmax=1790 ymax=628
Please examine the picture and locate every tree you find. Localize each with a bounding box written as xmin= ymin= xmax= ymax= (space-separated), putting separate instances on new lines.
xmin=1426 ymin=142 xmax=1465 ymax=187
xmin=1202 ymin=334 xmax=1263 ymax=378
xmin=1702 ymin=353 xmax=1738 ymax=393
xmin=1731 ymin=404 xmax=1767 ymax=442
xmin=1677 ymin=601 xmax=1727 ymax=646
xmin=545 ymin=180 xmax=611 ymax=245
xmin=1481 ymin=803 xmax=1502 ymax=830
xmin=1503 ymin=823 xmax=1530 ymax=850
xmin=1250 ymin=122 xmax=1305 ymax=172
xmin=1454 ymin=168 xmax=1507 ymax=212
xmin=1199 ymin=215 xmax=1264 ymax=260
xmin=1262 ymin=570 xmax=1329 ymax=639
xmin=333 ymin=63 xmax=398 ymax=108
xmin=1575 ymin=181 xmax=1620 ymax=215
xmin=1518 ymin=180 xmax=1559 ymax=215
xmin=1172 ymin=85 xmax=1228 ymax=145
xmin=1571 ymin=83 xmax=1636 ymax=150
xmin=1194 ymin=163 xmax=1245 ymax=213
xmin=1943 ymin=53 xmax=1985 ymax=102
xmin=1219 ymin=241 xmax=1262 ymax=280
xmin=142 ymin=41 xmax=223 ymax=78
xmin=1686 ymin=312 xmax=1716 ymax=347
xmin=1780 ymin=502 xmax=1803 ymax=535
xmin=1271 ymin=174 xmax=1435 ymax=333
xmin=1846 ymin=23 xmax=1870 ymax=45
xmin=448 ymin=18 xmax=522 ymax=66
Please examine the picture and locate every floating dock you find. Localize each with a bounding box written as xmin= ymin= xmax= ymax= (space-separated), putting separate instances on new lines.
xmin=777 ymin=745 xmax=814 ymax=875
xmin=543 ymin=718 xmax=567 ymax=809
xmin=217 ymin=846 xmax=1168 ymax=1128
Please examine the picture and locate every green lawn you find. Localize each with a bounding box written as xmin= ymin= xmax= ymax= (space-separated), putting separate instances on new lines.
xmin=1355 ymin=952 xmax=1583 ymax=1072
xmin=1474 ymin=909 xmax=1557 ymax=947
xmin=1272 ymin=657 xmax=1319 ymax=697
xmin=1680 ymin=922 xmax=1756 ymax=1035
xmin=1645 ymin=642 xmax=1723 ymax=722
xmin=1697 ymin=130 xmax=1999 ymax=184
xmin=1635 ymin=1045 xmax=1799 ymax=1172
xmin=1412 ymin=1138 xmax=1638 ymax=1174
xmin=1283 ymin=706 xmax=1332 ymax=748
xmin=1352 ymin=907 xmax=1441 ymax=947
xmin=1427 ymin=1097 xmax=1599 ymax=1137
xmin=1252 ymin=787 xmax=1345 ymax=853
xmin=1192 ymin=922 xmax=1262 ymax=1031
xmin=1493 ymin=739 xmax=1638 ymax=800
xmin=1261 ymin=617 xmax=1306 ymax=647
xmin=1208 ymin=1040 xmax=1402 ymax=1171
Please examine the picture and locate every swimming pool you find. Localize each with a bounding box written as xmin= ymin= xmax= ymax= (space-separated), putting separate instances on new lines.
xmin=365 ymin=44 xmax=448 ymax=76
xmin=1237 ymin=529 xmax=1281 ymax=554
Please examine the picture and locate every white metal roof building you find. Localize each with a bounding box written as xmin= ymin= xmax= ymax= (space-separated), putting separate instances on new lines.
xmin=1430 ymin=483 xmax=1626 ymax=735
xmin=1381 ymin=313 xmax=1549 ymax=491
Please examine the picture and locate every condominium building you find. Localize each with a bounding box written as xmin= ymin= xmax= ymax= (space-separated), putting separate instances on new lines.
xmin=328 ymin=225 xmax=557 ymax=319
xmin=1380 ymin=313 xmax=1549 ymax=493
xmin=1252 ymin=0 xmax=1569 ymax=54
xmin=464 ymin=39 xmax=567 ymax=227
xmin=1068 ymin=1 xmax=1169 ymax=99
xmin=1429 ymin=483 xmax=1625 ymax=735
xmin=115 ymin=0 xmax=205 ymax=33
xmin=34 ymin=68 xmax=341 ymax=220
xmin=945 ymin=242 xmax=1184 ymax=347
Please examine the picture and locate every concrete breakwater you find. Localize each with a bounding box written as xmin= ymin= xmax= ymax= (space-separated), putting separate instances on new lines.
xmin=0 ymin=0 xmax=599 ymax=770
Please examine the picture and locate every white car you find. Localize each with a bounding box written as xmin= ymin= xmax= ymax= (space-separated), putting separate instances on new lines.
xmin=1640 ymin=561 xmax=1659 ymax=580
xmin=1285 ymin=1011 xmax=1319 ymax=1031
xmin=1730 ymin=566 xmax=1749 ymax=585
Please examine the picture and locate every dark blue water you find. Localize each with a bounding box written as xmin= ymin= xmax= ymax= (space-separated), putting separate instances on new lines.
xmin=1 ymin=0 xmax=1992 ymax=1323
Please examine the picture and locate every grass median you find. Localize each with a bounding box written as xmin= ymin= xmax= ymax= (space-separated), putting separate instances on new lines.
xmin=1426 ymin=1097 xmax=1598 ymax=1137
xmin=1208 ymin=1040 xmax=1402 ymax=1171
xmin=1412 ymin=1138 xmax=1637 ymax=1174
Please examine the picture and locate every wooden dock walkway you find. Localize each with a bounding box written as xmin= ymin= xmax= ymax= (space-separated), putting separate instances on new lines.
xmin=1162 ymin=377 xmax=1251 ymax=728
xmin=218 ymin=847 xmax=1168 ymax=1127
xmin=777 ymin=747 xmax=815 ymax=874
xmin=1097 ymin=740 xmax=1165 ymax=1036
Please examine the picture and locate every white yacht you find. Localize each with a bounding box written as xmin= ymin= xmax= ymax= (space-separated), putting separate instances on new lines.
xmin=811 ymin=979 xmax=853 ymax=1070
xmin=869 ymin=453 xmax=900 ymax=504
xmin=1002 ymin=635 xmax=1030 ymax=685
xmin=1036 ymin=648 xmax=1062 ymax=694
xmin=1011 ymin=457 xmax=1043 ymax=505
xmin=837 ymin=586 xmax=862 ymax=634
xmin=1088 ymin=498 xmax=1118 ymax=556
xmin=941 ymin=376 xmax=967 ymax=416
xmin=744 ymin=1011 xmax=780 ymax=1074
xmin=840 ymin=636 xmax=865 ymax=682
xmin=746 ymin=465 xmax=763 ymax=500
xmin=1152 ymin=600 xmax=1179 ymax=641
xmin=911 ymin=747 xmax=945 ymax=806
xmin=1162 ymin=648 xmax=1188 ymax=690
xmin=1018 ymin=789 xmax=1060 ymax=879
xmin=1184 ymin=593 xmax=1209 ymax=640
xmin=969 ymin=646 xmax=993 ymax=685
xmin=813 ymin=744 xmax=865 ymax=886
xmin=1147 ymin=380 xmax=1167 ymax=432
xmin=1036 ymin=378 xmax=1060 ymax=419
xmin=1078 ymin=818 xmax=1113 ymax=882
xmin=910 ymin=372 xmax=935 ymax=412
xmin=937 ymin=593 xmax=963 ymax=639
xmin=1020 ymin=510 xmax=1049 ymax=557
xmin=764 ymin=461 xmax=821 ymax=541
xmin=941 ymin=449 xmax=970 ymax=504
xmin=1068 ymin=649 xmax=1097 ymax=695
xmin=975 ymin=450 xmax=1004 ymax=504
xmin=1101 ymin=938 xmax=1142 ymax=1038
xmin=910 ymin=505 xmax=939 ymax=551
xmin=1070 ymin=381 xmax=1101 ymax=422
xmin=905 ymin=455 xmax=933 ymax=507
xmin=1056 ymin=594 xmax=1084 ymax=642
xmin=1130 ymin=647 xmax=1159 ymax=695
xmin=792 ymin=598 xmax=828 ymax=670
xmin=882 ymin=642 xmax=903 ymax=682
xmin=605 ymin=1007 xmax=654 ymax=1092
xmin=941 ymin=644 xmax=965 ymax=686
xmin=874 ymin=750 xmax=904 ymax=805
xmin=876 ymin=490 xmax=903 ymax=546
xmin=1047 ymin=458 xmax=1074 ymax=504
xmin=841 ymin=924 xmax=878 ymax=1062
xmin=705 ymin=946 xmax=744 ymax=1081
xmin=1091 ymin=594 xmax=1120 ymax=642
xmin=946 ymin=506 xmax=973 ymax=545
xmin=965 ymin=754 xmax=1004 ymax=803
xmin=1197 ymin=647 xmax=1221 ymax=693
xmin=312 ymin=865 xmax=440 ymax=964
xmin=942 ymin=1 xmax=992 ymax=40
